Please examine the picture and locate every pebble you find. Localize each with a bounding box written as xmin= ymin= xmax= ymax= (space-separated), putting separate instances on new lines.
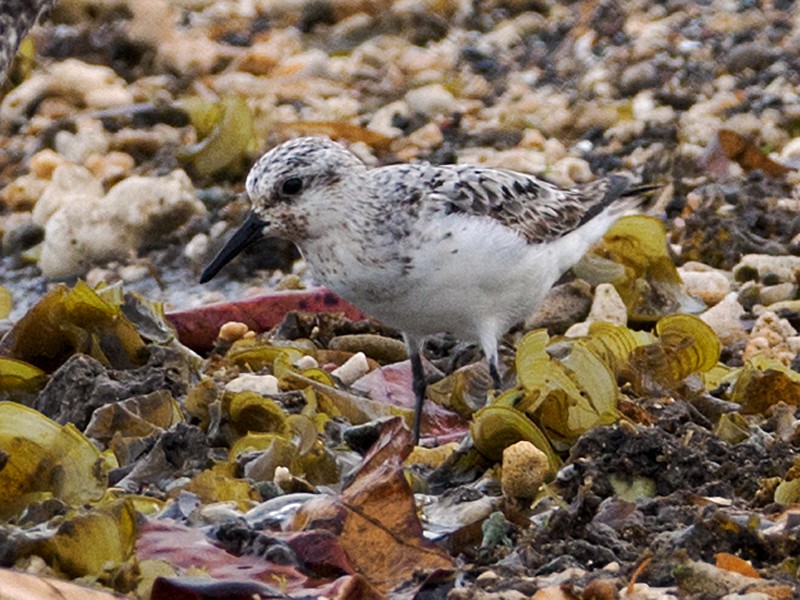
xmin=587 ymin=283 xmax=628 ymax=325
xmin=404 ymin=84 xmax=456 ymax=117
xmin=225 ymin=374 xmax=280 ymax=395
xmin=328 ymin=334 xmax=407 ymax=364
xmin=0 ymin=174 xmax=49 ymax=211
xmin=32 ymin=164 xmax=104 ymax=227
xmin=54 ymin=119 xmax=110 ymax=164
xmin=501 ymin=440 xmax=549 ymax=500
xmin=699 ymin=293 xmax=747 ymax=346
xmin=28 ymin=149 xmax=66 ymax=179
xmin=566 ymin=283 xmax=628 ymax=337
xmin=1 ymin=220 xmax=44 ymax=256
xmin=293 ymin=355 xmax=319 ymax=370
xmin=678 ymin=267 xmax=731 ymax=306
xmin=183 ymin=233 xmax=210 ymax=263
xmin=1 ymin=58 xmax=134 ymax=123
xmin=743 ymin=311 xmax=799 ymax=365
xmin=734 ymin=255 xmax=800 ymax=283
xmin=38 ymin=170 xmax=206 ymax=278
xmin=548 ymin=156 xmax=594 ymax=186
xmin=758 ymin=282 xmax=796 ymax=307
xmin=217 ymin=322 xmax=251 ymax=344
xmin=619 ymin=61 xmax=659 ymax=95
xmin=331 ymin=352 xmax=370 ymax=386
xmin=725 ymin=41 xmax=776 ymax=72
xmin=525 ymin=279 xmax=592 ymax=334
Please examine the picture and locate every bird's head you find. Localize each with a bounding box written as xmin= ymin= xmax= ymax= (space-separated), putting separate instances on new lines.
xmin=200 ymin=136 xmax=366 ymax=283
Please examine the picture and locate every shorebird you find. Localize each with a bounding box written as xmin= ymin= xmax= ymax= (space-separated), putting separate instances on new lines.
xmin=201 ymin=136 xmax=647 ymax=443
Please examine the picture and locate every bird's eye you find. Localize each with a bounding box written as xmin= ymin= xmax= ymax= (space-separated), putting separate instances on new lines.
xmin=281 ymin=177 xmax=303 ymax=196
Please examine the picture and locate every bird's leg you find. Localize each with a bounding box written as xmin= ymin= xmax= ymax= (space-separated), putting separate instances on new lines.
xmin=488 ymin=358 xmax=502 ymax=391
xmin=404 ymin=334 xmax=426 ymax=445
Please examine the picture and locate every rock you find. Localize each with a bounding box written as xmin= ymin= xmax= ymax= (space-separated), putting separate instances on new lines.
xmin=38 ymin=170 xmax=206 ymax=278
xmin=2 ymin=220 xmax=44 ymax=256
xmin=525 ymin=280 xmax=592 ymax=334
xmin=700 ymin=292 xmax=747 ymax=346
xmin=225 ymin=374 xmax=280 ymax=395
xmin=548 ymin=156 xmax=594 ymax=186
xmin=328 ymin=334 xmax=407 ymax=364
xmin=54 ymin=118 xmax=110 ymax=164
xmin=587 ymin=283 xmax=628 ymax=326
xmin=294 ymin=355 xmax=319 ymax=370
xmin=619 ymin=61 xmax=659 ymax=95
xmin=331 ymin=352 xmax=370 ymax=386
xmin=32 ymin=164 xmax=104 ymax=227
xmin=28 ymin=149 xmax=66 ymax=179
xmin=501 ymin=440 xmax=549 ymax=500
xmin=734 ymin=254 xmax=800 ymax=284
xmin=1 ymin=58 xmax=134 ymax=123
xmin=678 ymin=268 xmax=731 ymax=306
xmin=759 ymin=282 xmax=796 ymax=307
xmin=743 ymin=311 xmax=798 ymax=365
xmin=404 ymin=84 xmax=456 ymax=117
xmin=0 ymin=173 xmax=49 ymax=211
xmin=725 ymin=41 xmax=777 ymax=73
xmin=217 ymin=322 xmax=251 ymax=344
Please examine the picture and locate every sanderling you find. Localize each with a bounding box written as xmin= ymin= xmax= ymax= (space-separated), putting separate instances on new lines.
xmin=201 ymin=136 xmax=649 ymax=443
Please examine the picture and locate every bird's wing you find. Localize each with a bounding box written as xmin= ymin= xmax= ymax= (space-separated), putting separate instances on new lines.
xmin=418 ymin=165 xmax=635 ymax=244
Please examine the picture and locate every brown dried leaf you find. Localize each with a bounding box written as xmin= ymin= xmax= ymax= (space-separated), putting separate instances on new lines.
xmin=717 ymin=129 xmax=791 ymax=178
xmin=714 ymin=552 xmax=760 ymax=579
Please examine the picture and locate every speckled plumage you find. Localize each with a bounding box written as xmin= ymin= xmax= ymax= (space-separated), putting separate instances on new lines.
xmin=203 ymin=136 xmax=647 ymax=442
xmin=0 ymin=0 xmax=56 ymax=78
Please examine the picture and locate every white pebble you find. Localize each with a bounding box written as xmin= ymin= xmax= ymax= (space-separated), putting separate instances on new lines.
xmin=679 ymin=269 xmax=731 ymax=306
xmin=587 ymin=283 xmax=628 ymax=326
xmin=293 ymin=355 xmax=319 ymax=370
xmin=331 ymin=352 xmax=370 ymax=386
xmin=700 ymin=292 xmax=747 ymax=346
xmin=225 ymin=374 xmax=280 ymax=395
xmin=404 ymin=84 xmax=456 ymax=117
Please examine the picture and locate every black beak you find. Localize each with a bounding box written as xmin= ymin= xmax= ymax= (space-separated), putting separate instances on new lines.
xmin=200 ymin=212 xmax=267 ymax=283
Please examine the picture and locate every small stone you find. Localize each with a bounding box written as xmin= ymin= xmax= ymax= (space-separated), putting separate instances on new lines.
xmin=0 ymin=173 xmax=49 ymax=211
xmin=725 ymin=41 xmax=776 ymax=73
xmin=700 ymin=292 xmax=747 ymax=346
xmin=331 ymin=352 xmax=370 ymax=386
xmin=85 ymin=151 xmax=135 ymax=182
xmin=548 ymin=156 xmax=594 ymax=186
xmin=619 ymin=61 xmax=659 ymax=95
xmin=54 ymin=118 xmax=110 ymax=164
xmin=29 ymin=149 xmax=66 ymax=179
xmin=404 ymin=84 xmax=456 ymax=117
xmin=225 ymin=373 xmax=280 ymax=395
xmin=293 ymin=355 xmax=319 ymax=370
xmin=475 ymin=570 xmax=500 ymax=583
xmin=2 ymin=220 xmax=44 ymax=256
xmin=583 ymin=577 xmax=618 ymax=600
xmin=525 ymin=280 xmax=592 ymax=334
xmin=328 ymin=334 xmax=407 ymax=364
xmin=501 ymin=440 xmax=549 ymax=500
xmin=734 ymin=255 xmax=800 ymax=284
xmin=119 ymin=264 xmax=149 ymax=283
xmin=759 ymin=282 xmax=796 ymax=307
xmin=39 ymin=169 xmax=205 ymax=278
xmin=587 ymin=283 xmax=628 ymax=326
xmin=679 ymin=269 xmax=731 ymax=306
xmin=743 ymin=311 xmax=798 ymax=364
xmin=218 ymin=321 xmax=251 ymax=343
xmin=183 ymin=233 xmax=209 ymax=263
xmin=32 ymin=163 xmax=104 ymax=227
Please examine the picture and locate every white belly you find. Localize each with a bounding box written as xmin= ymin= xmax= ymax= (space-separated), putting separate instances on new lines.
xmin=314 ymin=213 xmax=573 ymax=342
